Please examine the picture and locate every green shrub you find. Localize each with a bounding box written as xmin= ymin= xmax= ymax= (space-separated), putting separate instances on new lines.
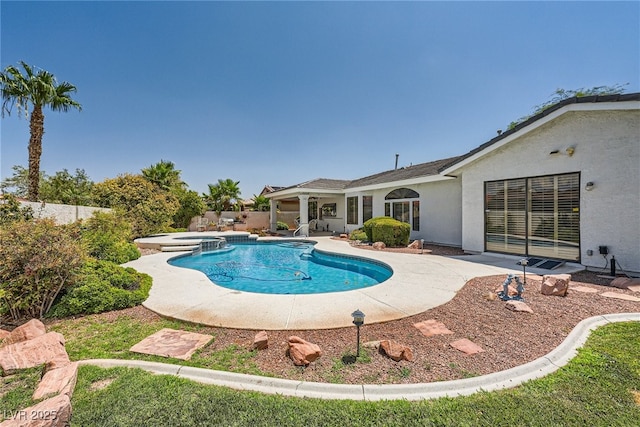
xmin=276 ymin=221 xmax=290 ymax=230
xmin=48 ymin=259 xmax=152 ymax=318
xmin=0 ymin=219 xmax=85 ymax=319
xmin=0 ymin=194 xmax=33 ymax=224
xmin=349 ymin=229 xmax=368 ymax=241
xmin=362 ymin=216 xmax=410 ymax=247
xmin=81 ymin=211 xmax=140 ymax=264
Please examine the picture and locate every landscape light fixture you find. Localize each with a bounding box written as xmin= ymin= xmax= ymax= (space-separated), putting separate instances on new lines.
xmin=351 ymin=309 xmax=365 ymax=357
xmin=585 ymin=182 xmax=594 ymax=191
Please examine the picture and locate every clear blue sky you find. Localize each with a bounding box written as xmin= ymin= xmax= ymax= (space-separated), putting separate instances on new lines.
xmin=1 ymin=1 xmax=638 ymax=199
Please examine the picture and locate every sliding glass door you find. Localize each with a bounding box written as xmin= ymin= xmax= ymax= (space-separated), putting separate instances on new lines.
xmin=485 ymin=173 xmax=580 ymax=261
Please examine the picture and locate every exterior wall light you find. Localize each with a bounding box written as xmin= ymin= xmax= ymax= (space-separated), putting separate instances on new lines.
xmin=585 ymin=182 xmax=595 ymax=191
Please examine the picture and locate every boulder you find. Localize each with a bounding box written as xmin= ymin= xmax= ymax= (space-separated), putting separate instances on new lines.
xmin=287 ymin=336 xmax=322 ymax=366
xmin=505 ymin=300 xmax=534 ymax=313
xmin=2 ymin=319 xmax=46 ymax=347
xmin=372 ymin=241 xmax=386 ymax=250
xmin=407 ymin=240 xmax=421 ymax=249
xmin=379 ymin=340 xmax=413 ymax=362
xmin=33 ymin=362 xmax=78 ymax=400
xmin=610 ymin=277 xmax=640 ymax=289
xmin=253 ymin=330 xmax=269 ymax=350
xmin=541 ymin=274 xmax=571 ymax=296
xmin=0 ymin=332 xmax=68 ymax=375
xmin=0 ymin=393 xmax=71 ymax=427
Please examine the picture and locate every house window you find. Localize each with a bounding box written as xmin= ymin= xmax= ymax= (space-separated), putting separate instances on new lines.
xmin=485 ymin=172 xmax=580 ymax=261
xmin=347 ymin=197 xmax=358 ymax=225
xmin=308 ymin=199 xmax=318 ymax=220
xmin=363 ymin=196 xmax=373 ymax=222
xmin=384 ymin=188 xmax=420 ymax=231
xmin=320 ymin=203 xmax=337 ymax=219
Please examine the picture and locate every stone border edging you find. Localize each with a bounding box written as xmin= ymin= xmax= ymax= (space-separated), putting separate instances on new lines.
xmin=78 ymin=313 xmax=639 ymax=401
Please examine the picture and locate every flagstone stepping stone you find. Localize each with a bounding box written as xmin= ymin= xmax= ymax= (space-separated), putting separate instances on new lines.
xmin=413 ymin=319 xmax=454 ymax=337
xmin=600 ymin=292 xmax=640 ymax=302
xmin=130 ymin=329 xmax=213 ymax=360
xmin=450 ymin=338 xmax=484 ymax=355
xmin=571 ymin=286 xmax=599 ymax=293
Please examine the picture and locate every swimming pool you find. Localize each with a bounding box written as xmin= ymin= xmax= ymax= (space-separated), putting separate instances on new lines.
xmin=168 ymin=241 xmax=392 ymax=294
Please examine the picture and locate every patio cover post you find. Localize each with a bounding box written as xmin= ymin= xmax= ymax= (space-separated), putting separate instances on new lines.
xmin=270 ymin=199 xmax=278 ymax=232
xmin=298 ymin=194 xmax=309 ymax=236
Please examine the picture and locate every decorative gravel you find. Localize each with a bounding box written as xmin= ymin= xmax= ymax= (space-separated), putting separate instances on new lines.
xmin=74 ymin=243 xmax=639 ymax=385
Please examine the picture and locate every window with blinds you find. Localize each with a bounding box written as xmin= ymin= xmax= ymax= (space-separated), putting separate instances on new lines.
xmin=485 ymin=173 xmax=580 ymax=261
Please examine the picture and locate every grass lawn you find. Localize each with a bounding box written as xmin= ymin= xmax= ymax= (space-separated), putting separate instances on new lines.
xmin=4 ymin=321 xmax=636 ymax=426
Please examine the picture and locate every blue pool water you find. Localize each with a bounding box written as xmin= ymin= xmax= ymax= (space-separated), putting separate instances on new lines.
xmin=168 ymin=241 xmax=392 ymax=294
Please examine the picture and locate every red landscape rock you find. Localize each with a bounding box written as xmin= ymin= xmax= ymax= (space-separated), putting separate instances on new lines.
xmin=253 ymin=330 xmax=269 ymax=350
xmin=0 ymin=393 xmax=72 ymax=427
xmin=413 ymin=319 xmax=454 ymax=337
xmin=541 ymin=274 xmax=571 ymax=297
xmin=0 ymin=332 xmax=68 ymax=375
xmin=1 ymin=319 xmax=46 ymax=347
xmin=450 ymin=338 xmax=484 ymax=355
xmin=379 ymin=340 xmax=414 ymax=362
xmin=610 ymin=277 xmax=640 ymax=289
xmin=505 ymin=300 xmax=534 ymax=313
xmin=288 ymin=336 xmax=322 ymax=366
xmin=407 ymin=240 xmax=421 ymax=249
xmin=32 ymin=361 xmax=78 ymax=401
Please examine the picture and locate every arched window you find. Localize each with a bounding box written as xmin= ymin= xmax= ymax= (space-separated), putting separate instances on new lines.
xmin=384 ymin=188 xmax=420 ymax=231
xmin=385 ymin=188 xmax=419 ymax=200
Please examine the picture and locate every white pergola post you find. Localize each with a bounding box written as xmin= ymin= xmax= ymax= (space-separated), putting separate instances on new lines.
xmin=298 ymin=194 xmax=309 ymax=237
xmin=269 ymin=199 xmax=278 ymax=232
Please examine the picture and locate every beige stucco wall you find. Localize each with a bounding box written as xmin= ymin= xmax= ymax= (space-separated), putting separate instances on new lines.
xmin=458 ymin=109 xmax=640 ymax=273
xmin=20 ymin=201 xmax=111 ymax=224
xmin=344 ymin=178 xmax=462 ymax=245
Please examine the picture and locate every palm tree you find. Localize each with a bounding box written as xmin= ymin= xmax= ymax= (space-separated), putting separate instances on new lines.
xmin=203 ymin=178 xmax=241 ymax=215
xmin=251 ymin=194 xmax=271 ymax=212
xmin=0 ymin=61 xmax=82 ymax=201
xmin=141 ymin=160 xmax=185 ymax=192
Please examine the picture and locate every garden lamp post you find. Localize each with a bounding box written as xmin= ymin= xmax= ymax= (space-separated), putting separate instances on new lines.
xmin=351 ymin=309 xmax=365 ymax=357
xmin=520 ymin=258 xmax=528 ymax=285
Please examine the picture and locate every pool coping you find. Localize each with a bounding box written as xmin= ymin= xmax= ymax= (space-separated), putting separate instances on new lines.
xmin=79 ymin=313 xmax=639 ymax=401
xmin=126 ymin=234 xmax=583 ymax=330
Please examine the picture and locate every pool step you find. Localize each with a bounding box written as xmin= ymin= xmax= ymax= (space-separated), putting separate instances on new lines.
xmin=161 ymin=245 xmax=199 ymax=252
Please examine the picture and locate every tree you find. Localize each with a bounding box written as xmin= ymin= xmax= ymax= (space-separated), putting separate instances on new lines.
xmin=0 ymin=165 xmax=32 ymax=197
xmin=508 ymin=84 xmax=628 ymax=130
xmin=141 ymin=159 xmax=185 ymax=192
xmin=0 ymin=61 xmax=82 ymax=201
xmin=92 ymin=174 xmax=179 ymax=238
xmin=203 ymin=178 xmax=241 ymax=215
xmin=39 ymin=168 xmax=94 ymax=205
xmin=251 ymin=194 xmax=271 ymax=212
xmin=172 ymin=188 xmax=206 ymax=229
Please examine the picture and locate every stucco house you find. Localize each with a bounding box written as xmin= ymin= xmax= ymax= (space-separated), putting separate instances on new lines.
xmin=265 ymin=93 xmax=640 ymax=274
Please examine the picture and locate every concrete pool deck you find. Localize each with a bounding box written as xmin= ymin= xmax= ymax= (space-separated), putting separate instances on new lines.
xmin=127 ymin=235 xmax=584 ymax=330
